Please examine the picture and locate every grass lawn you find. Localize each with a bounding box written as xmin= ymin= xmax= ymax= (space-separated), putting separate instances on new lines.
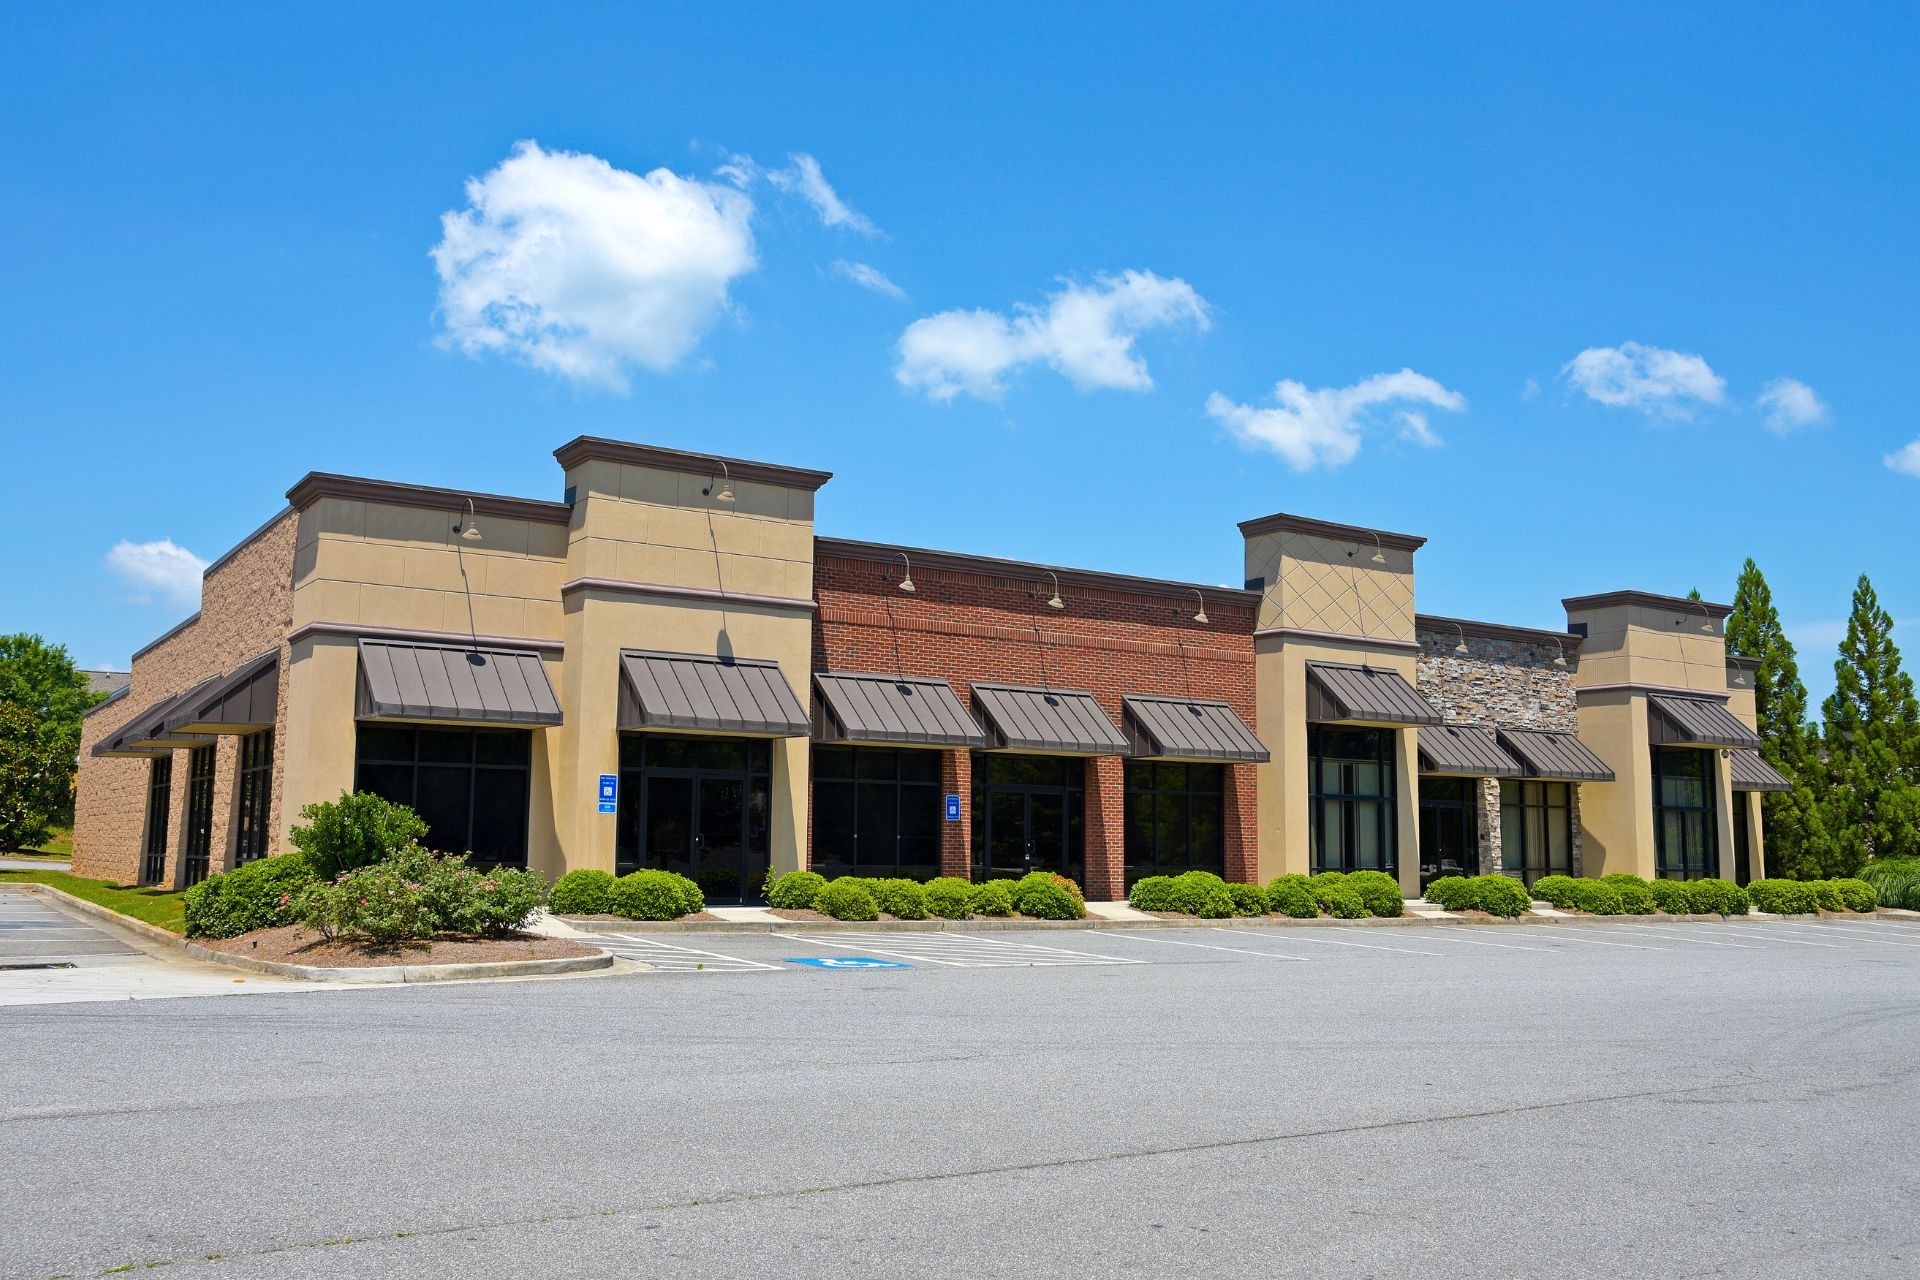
xmin=0 ymin=870 xmax=188 ymax=933
xmin=31 ymin=826 xmax=75 ymax=856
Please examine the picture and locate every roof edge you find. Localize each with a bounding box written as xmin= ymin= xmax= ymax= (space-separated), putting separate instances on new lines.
xmin=130 ymin=611 xmax=201 ymax=664
xmin=1416 ymin=613 xmax=1585 ymax=650
xmin=553 ymin=436 xmax=832 ymax=491
xmin=1561 ymin=589 xmax=1733 ymax=619
xmin=286 ymin=473 xmax=572 ymax=524
xmin=1235 ymin=511 xmax=1426 ymax=551
xmin=817 ymin=536 xmax=1259 ymax=605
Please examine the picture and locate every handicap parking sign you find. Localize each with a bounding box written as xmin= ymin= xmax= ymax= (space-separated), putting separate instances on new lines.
xmin=787 ymin=956 xmax=912 ymax=970
xmin=596 ymin=774 xmax=618 ymax=814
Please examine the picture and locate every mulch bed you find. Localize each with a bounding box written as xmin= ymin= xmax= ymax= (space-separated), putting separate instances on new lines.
xmin=198 ymin=926 xmax=600 ymax=967
xmin=556 ymin=911 xmax=731 ymax=925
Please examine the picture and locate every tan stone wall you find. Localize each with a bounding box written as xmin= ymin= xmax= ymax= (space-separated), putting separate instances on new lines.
xmin=73 ymin=510 xmax=299 ymax=885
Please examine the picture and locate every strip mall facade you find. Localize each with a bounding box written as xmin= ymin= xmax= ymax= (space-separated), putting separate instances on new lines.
xmin=73 ymin=437 xmax=1789 ymax=901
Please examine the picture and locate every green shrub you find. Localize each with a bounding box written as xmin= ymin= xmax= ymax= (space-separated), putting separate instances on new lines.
xmin=183 ymin=852 xmax=316 ymax=938
xmin=1688 ymin=878 xmax=1751 ymax=917
xmin=1860 ymin=856 xmax=1920 ymax=909
xmin=1748 ymin=878 xmax=1815 ymax=915
xmin=1321 ymin=886 xmax=1367 ymax=919
xmin=1571 ymin=880 xmax=1624 ymax=915
xmin=548 ymin=869 xmax=615 ymax=916
xmin=1169 ymin=870 xmax=1233 ymax=918
xmin=1807 ymin=880 xmax=1844 ymax=912
xmin=815 ymin=877 xmax=879 ymax=921
xmin=1471 ymin=875 xmax=1532 ymax=918
xmin=296 ymin=857 xmax=432 ymax=942
xmin=1647 ymin=878 xmax=1694 ymax=913
xmin=1833 ymin=878 xmax=1878 ymax=913
xmin=968 ymin=879 xmax=1016 ymax=917
xmin=1227 ymin=883 xmax=1269 ymax=916
xmin=1310 ymin=873 xmax=1354 ymax=911
xmin=606 ymin=869 xmax=705 ymax=921
xmin=293 ymin=846 xmax=546 ymax=941
xmin=868 ymin=878 xmax=929 ymax=920
xmin=1012 ymin=872 xmax=1086 ymax=920
xmin=1344 ymin=869 xmax=1404 ymax=918
xmin=1264 ymin=874 xmax=1319 ymax=918
xmin=1128 ymin=875 xmax=1181 ymax=912
xmin=924 ymin=877 xmax=973 ymax=919
xmin=1600 ymin=873 xmax=1657 ymax=914
xmin=1530 ymin=875 xmax=1581 ymax=909
xmin=287 ymin=791 xmax=429 ymax=881
xmin=1423 ymin=875 xmax=1474 ymax=911
xmin=765 ymin=870 xmax=827 ymax=910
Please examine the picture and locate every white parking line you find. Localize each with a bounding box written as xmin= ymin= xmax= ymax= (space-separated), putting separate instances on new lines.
xmin=595 ymin=934 xmax=782 ymax=972
xmin=1212 ymin=927 xmax=1443 ymax=957
xmin=1101 ymin=932 xmax=1309 ymax=961
xmin=1408 ymin=929 xmax=1556 ymax=953
xmin=1501 ymin=928 xmax=1666 ymax=951
xmin=1776 ymin=921 xmax=1920 ymax=948
xmin=1711 ymin=925 xmax=1842 ymax=948
xmin=1613 ymin=924 xmax=1753 ymax=948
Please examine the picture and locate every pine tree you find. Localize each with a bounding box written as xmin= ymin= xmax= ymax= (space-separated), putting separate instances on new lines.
xmin=1816 ymin=575 xmax=1920 ymax=872
xmin=1725 ymin=560 xmax=1828 ymax=876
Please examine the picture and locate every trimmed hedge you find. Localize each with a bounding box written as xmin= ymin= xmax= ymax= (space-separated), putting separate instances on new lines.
xmin=1748 ymin=878 xmax=1816 ymax=914
xmin=967 ymin=880 xmax=1016 ymax=917
xmin=548 ymin=868 xmax=615 ymax=916
xmin=1321 ymin=885 xmax=1367 ymax=919
xmin=868 ymin=878 xmax=929 ymax=921
xmin=1748 ymin=877 xmax=1875 ymax=915
xmin=1422 ymin=875 xmax=1475 ymax=911
xmin=1834 ymin=878 xmax=1879 ymax=913
xmin=1531 ymin=875 xmax=1581 ymax=910
xmin=607 ymin=869 xmax=705 ymax=921
xmin=766 ymin=870 xmax=827 ymax=910
xmin=1689 ymin=878 xmax=1751 ymax=916
xmin=1647 ymin=878 xmax=1694 ymax=914
xmin=1571 ymin=880 xmax=1625 ymax=916
xmin=1227 ymin=883 xmax=1269 ymax=917
xmin=1265 ymin=874 xmax=1319 ymax=918
xmin=816 ymin=877 xmax=880 ymax=921
xmin=1012 ymin=872 xmax=1086 ymax=920
xmin=183 ymin=852 xmax=317 ymax=938
xmin=1600 ymin=873 xmax=1657 ymax=915
xmin=1470 ymin=875 xmax=1532 ymax=918
xmin=1344 ymin=869 xmax=1404 ymax=918
xmin=1128 ymin=875 xmax=1182 ymax=912
xmin=924 ymin=877 xmax=973 ymax=919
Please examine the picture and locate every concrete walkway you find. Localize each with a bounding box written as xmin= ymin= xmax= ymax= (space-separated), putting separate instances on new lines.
xmin=0 ymin=856 xmax=72 ymax=871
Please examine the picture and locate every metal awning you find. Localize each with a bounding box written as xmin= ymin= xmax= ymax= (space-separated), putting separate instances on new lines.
xmin=619 ymin=650 xmax=808 ymax=737
xmin=1305 ymin=662 xmax=1444 ymax=727
xmin=1122 ymin=696 xmax=1269 ymax=763
xmin=813 ymin=672 xmax=986 ymax=748
xmin=1729 ymin=749 xmax=1791 ymax=793
xmin=971 ymin=683 xmax=1129 ymax=755
xmin=1648 ymin=695 xmax=1761 ymax=749
xmin=1418 ymin=724 xmax=1523 ymax=778
xmin=89 ymin=680 xmax=219 ymax=757
xmin=1495 ymin=727 xmax=1616 ymax=782
xmin=161 ymin=649 xmax=279 ymax=736
xmin=357 ymin=639 xmax=562 ymax=726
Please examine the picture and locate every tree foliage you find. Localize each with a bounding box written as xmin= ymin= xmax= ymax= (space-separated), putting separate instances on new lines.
xmin=0 ymin=634 xmax=102 ymax=850
xmin=1813 ymin=575 xmax=1920 ymax=872
xmin=1725 ymin=560 xmax=1828 ymax=877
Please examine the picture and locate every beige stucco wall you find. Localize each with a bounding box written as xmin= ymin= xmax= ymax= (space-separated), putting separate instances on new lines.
xmin=1245 ymin=529 xmax=1415 ymax=642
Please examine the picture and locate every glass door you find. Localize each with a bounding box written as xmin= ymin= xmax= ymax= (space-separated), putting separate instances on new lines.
xmin=1026 ymin=791 xmax=1069 ymax=878
xmin=1417 ymin=777 xmax=1478 ymax=889
xmin=696 ymin=777 xmax=749 ymax=904
xmin=644 ymin=776 xmax=694 ymax=882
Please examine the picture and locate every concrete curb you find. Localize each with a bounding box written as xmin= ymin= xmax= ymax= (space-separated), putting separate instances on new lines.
xmin=0 ymin=883 xmax=613 ymax=984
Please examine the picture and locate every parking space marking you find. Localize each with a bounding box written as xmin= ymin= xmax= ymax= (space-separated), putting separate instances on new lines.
xmin=1101 ymin=932 xmax=1309 ymax=961
xmin=1212 ymin=927 xmax=1443 ymax=957
xmin=1501 ymin=928 xmax=1666 ymax=951
xmin=1407 ymin=929 xmax=1556 ymax=953
xmin=789 ymin=932 xmax=1142 ymax=968
xmin=593 ymin=934 xmax=783 ymax=973
xmin=1613 ymin=924 xmax=1754 ymax=948
xmin=1712 ymin=925 xmax=1842 ymax=948
xmin=1776 ymin=921 xmax=1920 ymax=948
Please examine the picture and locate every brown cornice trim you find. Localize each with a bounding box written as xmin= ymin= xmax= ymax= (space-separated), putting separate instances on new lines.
xmin=81 ymin=685 xmax=131 ymax=719
xmin=201 ymin=506 xmax=296 ymax=579
xmin=552 ymin=437 xmax=833 ymax=491
xmin=288 ymin=621 xmax=564 ymax=654
xmin=559 ymin=577 xmax=816 ymax=613
xmin=286 ymin=473 xmax=572 ymax=524
xmin=1561 ymin=589 xmax=1732 ymax=619
xmin=1416 ymin=613 xmax=1585 ymax=650
xmin=1236 ymin=511 xmax=1426 ymax=552
xmin=130 ymin=612 xmax=201 ymax=664
xmin=817 ymin=536 xmax=1259 ymax=606
xmin=1253 ymin=626 xmax=1422 ymax=654
xmin=1574 ymin=681 xmax=1730 ymax=702
xmin=1725 ymin=654 xmax=1761 ymax=671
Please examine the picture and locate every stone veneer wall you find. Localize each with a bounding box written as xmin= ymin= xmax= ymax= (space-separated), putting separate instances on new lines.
xmin=1416 ymin=628 xmax=1584 ymax=877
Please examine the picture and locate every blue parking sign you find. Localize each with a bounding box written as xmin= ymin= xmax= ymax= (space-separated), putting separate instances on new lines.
xmin=945 ymin=794 xmax=961 ymax=821
xmin=597 ymin=773 xmax=618 ymax=814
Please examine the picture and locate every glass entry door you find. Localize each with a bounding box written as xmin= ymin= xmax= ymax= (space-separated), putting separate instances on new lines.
xmin=618 ymin=735 xmax=772 ymax=904
xmin=971 ymin=755 xmax=1085 ymax=885
xmin=1417 ymin=777 xmax=1478 ymax=889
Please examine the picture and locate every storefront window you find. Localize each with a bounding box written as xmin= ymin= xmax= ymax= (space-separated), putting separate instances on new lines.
xmin=1499 ymin=780 xmax=1572 ymax=886
xmin=141 ymin=756 xmax=172 ymax=885
xmin=1652 ymin=746 xmax=1718 ymax=880
xmin=1309 ymin=726 xmax=1395 ymax=875
xmin=355 ymin=726 xmax=532 ymax=868
xmin=1123 ymin=761 xmax=1224 ymax=887
xmin=233 ymin=731 xmax=273 ymax=864
xmin=812 ymin=746 xmax=942 ymax=882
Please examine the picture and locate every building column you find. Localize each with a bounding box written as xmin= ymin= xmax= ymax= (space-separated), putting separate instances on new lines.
xmin=1224 ymin=761 xmax=1259 ymax=885
xmin=1477 ymin=777 xmax=1503 ymax=877
xmin=940 ymin=749 xmax=971 ymax=879
xmin=1394 ymin=727 xmax=1421 ymax=899
xmin=1083 ymin=755 xmax=1126 ymax=901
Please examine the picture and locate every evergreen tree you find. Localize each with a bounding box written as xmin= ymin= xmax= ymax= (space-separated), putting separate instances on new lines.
xmin=1725 ymin=560 xmax=1828 ymax=877
xmin=1816 ymin=575 xmax=1920 ymax=872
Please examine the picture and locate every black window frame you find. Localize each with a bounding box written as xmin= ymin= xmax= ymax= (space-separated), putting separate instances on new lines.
xmin=810 ymin=745 xmax=943 ymax=882
xmin=1308 ymin=726 xmax=1397 ymax=876
xmin=1652 ymin=746 xmax=1719 ymax=880
xmin=1417 ymin=775 xmax=1480 ymax=888
xmin=182 ymin=744 xmax=217 ymax=887
xmin=140 ymin=756 xmax=172 ymax=886
xmin=1122 ymin=760 xmax=1225 ymax=888
xmin=615 ymin=733 xmax=774 ymax=902
xmin=970 ymin=753 xmax=1087 ymax=884
xmin=353 ymin=725 xmax=533 ymax=869
xmin=233 ymin=730 xmax=273 ymax=865
xmin=1498 ymin=779 xmax=1573 ymax=887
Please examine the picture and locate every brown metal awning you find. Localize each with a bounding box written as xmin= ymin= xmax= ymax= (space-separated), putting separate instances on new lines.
xmin=161 ymin=649 xmax=279 ymax=736
xmin=972 ymin=683 xmax=1129 ymax=755
xmin=1305 ymin=662 xmax=1444 ymax=727
xmin=1122 ymin=696 xmax=1269 ymax=763
xmin=813 ymin=672 xmax=986 ymax=748
xmin=357 ymin=640 xmax=562 ymax=726
xmin=1418 ymin=724 xmax=1523 ymax=778
xmin=1648 ymin=695 xmax=1761 ymax=749
xmin=1729 ymin=749 xmax=1791 ymax=793
xmin=1495 ymin=727 xmax=1616 ymax=782
xmin=619 ymin=651 xmax=809 ymax=737
xmin=89 ymin=680 xmax=219 ymax=757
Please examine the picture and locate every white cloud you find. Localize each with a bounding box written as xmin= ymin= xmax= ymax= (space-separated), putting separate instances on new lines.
xmin=1887 ymin=438 xmax=1920 ymax=479
xmin=832 ymin=260 xmax=906 ymax=300
xmin=1755 ymin=377 xmax=1829 ymax=434
xmin=895 ymin=271 xmax=1210 ymax=401
xmin=431 ymin=140 xmax=757 ymax=391
xmin=768 ymin=153 xmax=880 ymax=236
xmin=1207 ymin=369 xmax=1468 ymax=472
xmin=1561 ymin=341 xmax=1726 ymax=419
xmin=105 ymin=539 xmax=207 ymax=607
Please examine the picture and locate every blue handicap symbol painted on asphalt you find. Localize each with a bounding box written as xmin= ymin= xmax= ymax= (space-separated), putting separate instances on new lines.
xmin=787 ymin=956 xmax=912 ymax=970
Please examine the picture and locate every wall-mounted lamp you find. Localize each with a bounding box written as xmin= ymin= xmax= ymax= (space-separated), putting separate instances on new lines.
xmin=1452 ymin=623 xmax=1470 ymax=656
xmin=1367 ymin=532 xmax=1386 ymax=565
xmin=1675 ymin=599 xmax=1712 ymax=631
xmin=896 ymin=551 xmax=915 ymax=594
xmin=1044 ymin=571 xmax=1064 ymax=611
xmin=1191 ymin=588 xmax=1208 ymax=625
xmin=453 ymin=498 xmax=483 ymax=543
xmin=1552 ymin=637 xmax=1568 ymax=668
xmin=702 ymin=461 xmax=735 ymax=503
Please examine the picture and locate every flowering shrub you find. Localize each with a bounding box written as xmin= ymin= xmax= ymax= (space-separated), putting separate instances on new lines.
xmin=183 ymin=853 xmax=317 ymax=938
xmin=287 ymin=792 xmax=429 ymax=881
xmin=295 ymin=845 xmax=547 ymax=942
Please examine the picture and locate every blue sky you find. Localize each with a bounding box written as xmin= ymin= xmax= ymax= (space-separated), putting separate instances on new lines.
xmin=2 ymin=2 xmax=1914 ymax=705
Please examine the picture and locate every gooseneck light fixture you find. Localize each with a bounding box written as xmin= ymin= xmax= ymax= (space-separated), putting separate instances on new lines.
xmin=453 ymin=498 xmax=483 ymax=543
xmin=1044 ymin=571 xmax=1064 ymax=611
xmin=1368 ymin=532 xmax=1387 ymax=565
xmin=1453 ymin=623 xmax=1470 ymax=656
xmin=1552 ymin=637 xmax=1569 ymax=668
xmin=896 ymin=552 xmax=915 ymax=594
xmin=702 ymin=461 xmax=735 ymax=504
xmin=1191 ymin=588 xmax=1208 ymax=625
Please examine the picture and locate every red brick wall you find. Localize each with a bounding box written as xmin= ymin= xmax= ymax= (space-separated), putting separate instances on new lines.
xmin=812 ymin=553 xmax=1259 ymax=899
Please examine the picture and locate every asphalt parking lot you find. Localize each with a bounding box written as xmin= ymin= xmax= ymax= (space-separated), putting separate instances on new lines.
xmin=5 ymin=915 xmax=1918 ymax=1278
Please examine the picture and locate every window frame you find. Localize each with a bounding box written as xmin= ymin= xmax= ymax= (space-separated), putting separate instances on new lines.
xmin=1498 ymin=779 xmax=1573 ymax=886
xmin=810 ymin=745 xmax=943 ymax=882
xmin=353 ymin=726 xmax=534 ymax=868
xmin=1651 ymin=746 xmax=1719 ymax=880
xmin=233 ymin=730 xmax=274 ymax=865
xmin=140 ymin=756 xmax=172 ymax=886
xmin=1122 ymin=760 xmax=1226 ymax=888
xmin=181 ymin=744 xmax=217 ymax=887
xmin=1307 ymin=725 xmax=1397 ymax=876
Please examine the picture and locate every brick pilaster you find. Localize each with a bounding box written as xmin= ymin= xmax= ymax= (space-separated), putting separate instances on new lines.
xmin=1083 ymin=755 xmax=1126 ymax=901
xmin=940 ymin=749 xmax=972 ymax=879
